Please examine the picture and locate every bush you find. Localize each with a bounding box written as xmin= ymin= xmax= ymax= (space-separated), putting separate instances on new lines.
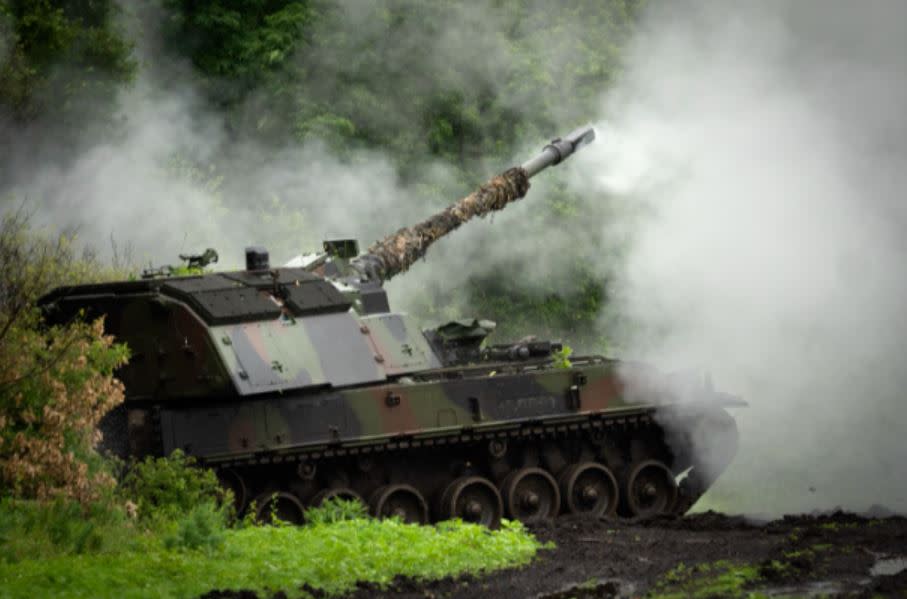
xmin=0 ymin=212 xmax=130 ymax=504
xmin=118 ymin=450 xmax=228 ymax=524
xmin=164 ymin=501 xmax=227 ymax=552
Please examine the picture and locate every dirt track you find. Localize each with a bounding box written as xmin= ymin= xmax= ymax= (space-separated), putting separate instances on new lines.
xmin=337 ymin=511 xmax=907 ymax=598
xmin=202 ymin=511 xmax=907 ymax=598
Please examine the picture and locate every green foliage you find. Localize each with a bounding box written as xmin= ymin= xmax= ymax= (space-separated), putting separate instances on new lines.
xmin=0 ymin=0 xmax=135 ymax=129
xmin=649 ymin=560 xmax=763 ymax=599
xmin=0 ymin=497 xmax=132 ymax=564
xmin=162 ymin=0 xmax=313 ymax=86
xmin=0 ymin=515 xmax=542 ymax=598
xmin=303 ymin=497 xmax=368 ymax=525
xmin=118 ymin=450 xmax=227 ymax=524
xmin=166 ymin=264 xmax=208 ymax=277
xmin=157 ymin=0 xmax=640 ymax=165
xmin=552 ymin=344 xmax=573 ymax=369
xmin=163 ymin=501 xmax=227 ymax=552
xmin=0 ymin=212 xmax=131 ymax=503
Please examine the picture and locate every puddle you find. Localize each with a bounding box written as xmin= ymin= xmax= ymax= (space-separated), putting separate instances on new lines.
xmin=871 ymin=556 xmax=907 ymax=577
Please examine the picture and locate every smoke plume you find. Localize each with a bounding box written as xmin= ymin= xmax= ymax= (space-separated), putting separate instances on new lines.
xmin=575 ymin=2 xmax=907 ymax=515
xmin=2 ymin=1 xmax=620 ymax=271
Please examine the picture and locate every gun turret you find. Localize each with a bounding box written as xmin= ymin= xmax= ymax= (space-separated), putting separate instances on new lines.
xmin=351 ymin=125 xmax=596 ymax=282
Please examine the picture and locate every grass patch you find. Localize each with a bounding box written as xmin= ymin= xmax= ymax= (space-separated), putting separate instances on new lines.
xmin=0 ymin=515 xmax=541 ymax=598
xmin=0 ymin=498 xmax=139 ymax=563
xmin=0 ymin=454 xmax=542 ymax=597
xmin=649 ymin=560 xmax=764 ymax=599
xmin=782 ymin=543 xmax=832 ymax=560
xmin=819 ymin=521 xmax=857 ymax=532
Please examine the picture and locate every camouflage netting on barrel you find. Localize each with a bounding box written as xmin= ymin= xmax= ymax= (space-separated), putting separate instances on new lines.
xmin=355 ymin=167 xmax=530 ymax=282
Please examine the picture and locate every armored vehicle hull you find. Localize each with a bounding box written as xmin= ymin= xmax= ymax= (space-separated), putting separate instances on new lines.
xmin=40 ymin=126 xmax=742 ymax=526
xmin=41 ymin=272 xmax=740 ymax=526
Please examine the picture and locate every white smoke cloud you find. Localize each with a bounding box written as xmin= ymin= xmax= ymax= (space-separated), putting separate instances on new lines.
xmin=2 ymin=1 xmax=583 ymax=271
xmin=575 ymin=2 xmax=907 ymax=515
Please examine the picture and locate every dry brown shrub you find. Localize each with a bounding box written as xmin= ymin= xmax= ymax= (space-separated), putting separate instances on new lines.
xmin=0 ymin=210 xmax=129 ymax=504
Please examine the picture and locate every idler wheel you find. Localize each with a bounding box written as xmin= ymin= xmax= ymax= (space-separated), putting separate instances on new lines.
xmin=310 ymin=487 xmax=364 ymax=508
xmin=217 ymin=468 xmax=248 ymax=514
xmin=500 ymin=467 xmax=560 ymax=523
xmin=623 ymin=460 xmax=678 ymax=518
xmin=558 ymin=462 xmax=619 ymax=518
xmin=254 ymin=491 xmax=306 ymax=525
xmin=438 ymin=476 xmax=503 ymax=529
xmin=369 ymin=485 xmax=429 ymax=524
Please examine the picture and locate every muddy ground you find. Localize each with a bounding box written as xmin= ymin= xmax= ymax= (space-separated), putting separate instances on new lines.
xmin=206 ymin=510 xmax=907 ymax=598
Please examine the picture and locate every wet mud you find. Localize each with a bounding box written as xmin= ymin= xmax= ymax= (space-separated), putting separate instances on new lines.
xmin=202 ymin=511 xmax=907 ymax=599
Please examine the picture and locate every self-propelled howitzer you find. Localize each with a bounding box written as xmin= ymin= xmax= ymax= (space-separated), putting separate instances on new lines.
xmin=39 ymin=126 xmax=742 ymax=527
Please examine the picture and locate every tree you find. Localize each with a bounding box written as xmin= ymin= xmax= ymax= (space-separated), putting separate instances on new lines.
xmin=0 ymin=0 xmax=135 ymax=127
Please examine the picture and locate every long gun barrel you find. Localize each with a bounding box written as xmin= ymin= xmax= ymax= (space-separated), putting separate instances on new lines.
xmin=352 ymin=125 xmax=596 ymax=282
xmin=520 ymin=125 xmax=596 ymax=177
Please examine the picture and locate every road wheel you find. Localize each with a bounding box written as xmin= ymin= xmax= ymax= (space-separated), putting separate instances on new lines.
xmin=217 ymin=468 xmax=248 ymax=515
xmin=559 ymin=462 xmax=619 ymax=517
xmin=369 ymin=484 xmax=429 ymax=524
xmin=254 ymin=491 xmax=306 ymax=525
xmin=438 ymin=476 xmax=502 ymax=529
xmin=623 ymin=460 xmax=677 ymax=518
xmin=310 ymin=487 xmax=364 ymax=507
xmin=500 ymin=467 xmax=560 ymax=523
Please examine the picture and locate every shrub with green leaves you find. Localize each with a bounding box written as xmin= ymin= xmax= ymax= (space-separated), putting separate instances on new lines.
xmin=118 ymin=450 xmax=227 ymax=524
xmin=163 ymin=501 xmax=227 ymax=552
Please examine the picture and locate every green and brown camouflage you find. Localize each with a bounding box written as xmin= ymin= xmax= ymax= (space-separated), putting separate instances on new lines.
xmin=38 ymin=126 xmax=743 ymax=525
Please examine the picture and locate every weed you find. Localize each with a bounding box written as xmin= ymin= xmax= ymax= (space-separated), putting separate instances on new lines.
xmin=650 ymin=560 xmax=762 ymax=599
xmin=303 ymin=498 xmax=368 ymax=525
xmin=163 ymin=501 xmax=227 ymax=552
xmin=758 ymin=559 xmax=793 ymax=581
xmin=783 ymin=543 xmax=832 ymax=560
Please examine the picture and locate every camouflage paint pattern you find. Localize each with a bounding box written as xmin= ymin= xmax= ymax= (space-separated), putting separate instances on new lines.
xmin=39 ymin=274 xmax=738 ymax=466
xmin=355 ymin=167 xmax=530 ymax=282
xmin=212 ymin=311 xmax=442 ymax=394
xmin=158 ymin=356 xmax=632 ymax=462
